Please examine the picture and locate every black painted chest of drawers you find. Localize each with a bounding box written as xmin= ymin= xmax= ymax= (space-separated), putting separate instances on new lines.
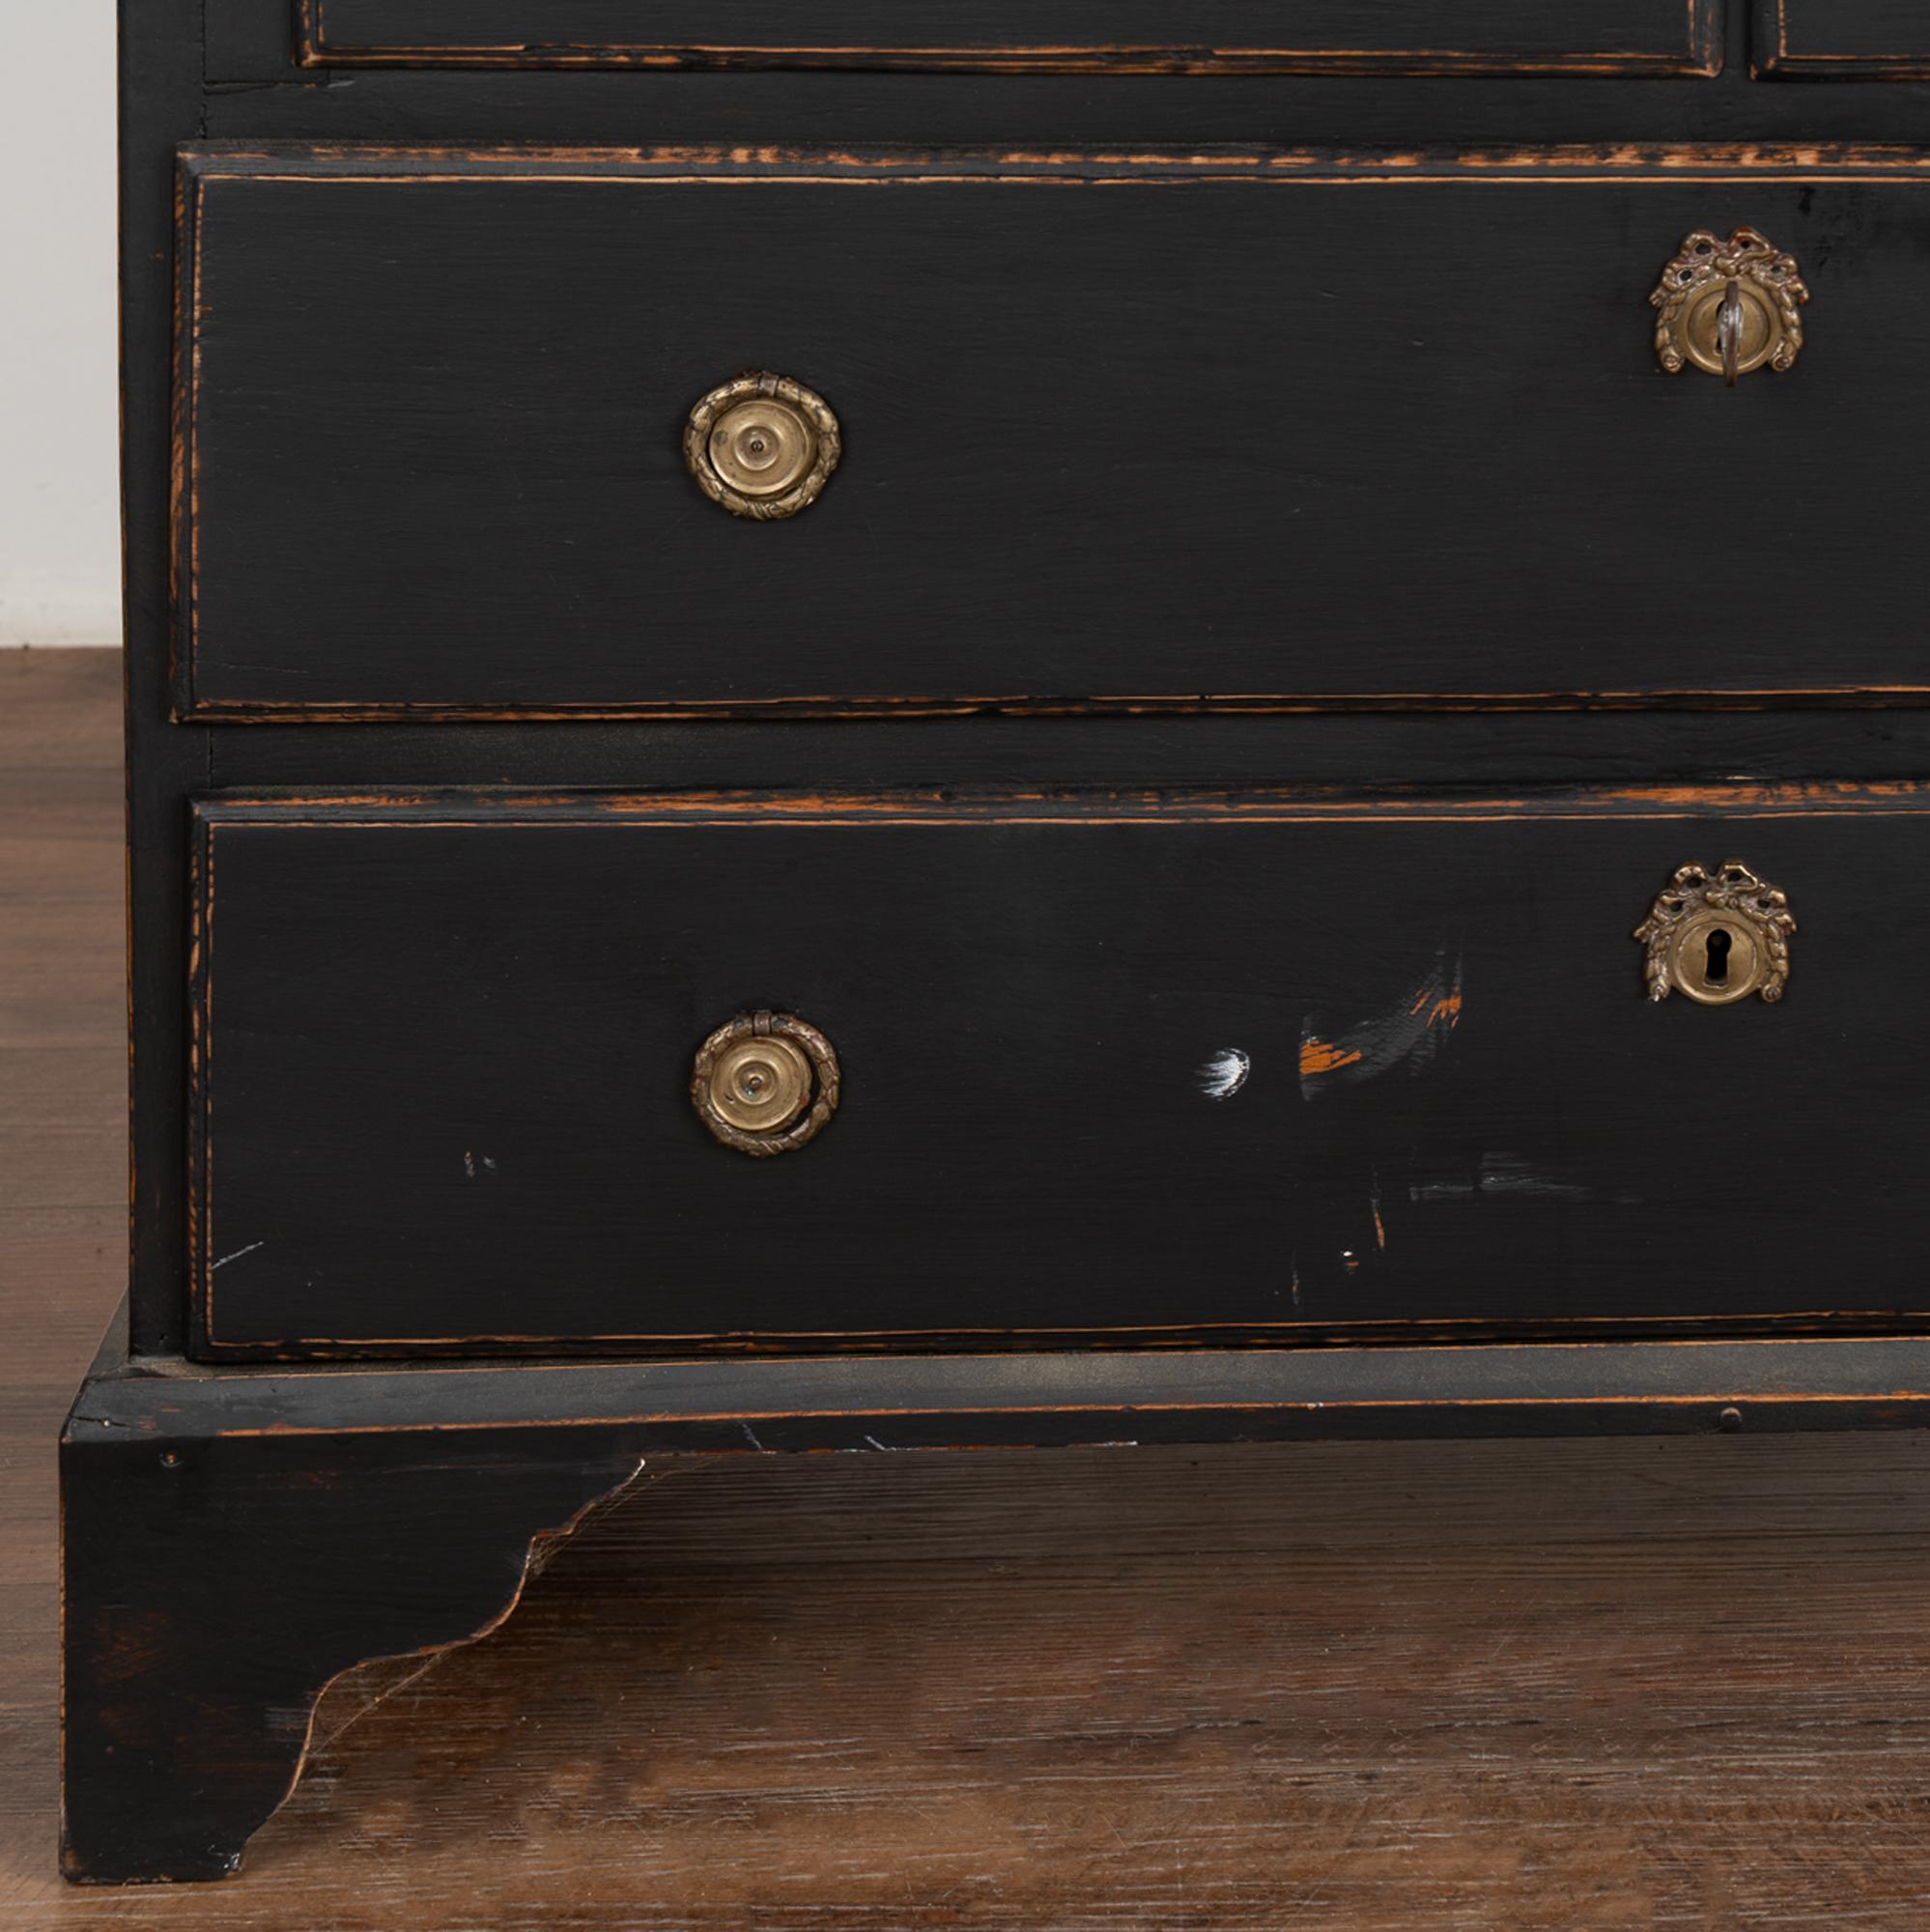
xmin=61 ymin=0 xmax=1930 ymax=1883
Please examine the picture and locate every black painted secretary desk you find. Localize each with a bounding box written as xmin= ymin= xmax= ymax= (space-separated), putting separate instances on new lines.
xmin=63 ymin=0 xmax=1930 ymax=1883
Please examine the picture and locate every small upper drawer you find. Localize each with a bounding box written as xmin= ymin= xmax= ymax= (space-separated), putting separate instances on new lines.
xmin=1755 ymin=1 xmax=1930 ymax=76
xmin=174 ymin=147 xmax=1930 ymax=720
xmin=295 ymin=0 xmax=1722 ymax=73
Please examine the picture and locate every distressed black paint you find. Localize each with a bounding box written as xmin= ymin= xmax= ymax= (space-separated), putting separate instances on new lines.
xmin=296 ymin=0 xmax=1720 ymax=72
xmin=188 ymin=786 xmax=1930 ymax=1357
xmin=59 ymin=1315 xmax=1930 ymax=1877
xmin=75 ymin=0 xmax=1930 ymax=1886
xmin=1756 ymin=0 xmax=1930 ymax=76
xmin=60 ymin=1332 xmax=649 ymax=1883
xmin=177 ymin=149 xmax=1930 ymax=717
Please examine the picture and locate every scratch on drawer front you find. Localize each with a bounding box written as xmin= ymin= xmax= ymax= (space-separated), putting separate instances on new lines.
xmin=1299 ymin=947 xmax=1464 ymax=1099
xmin=210 ymin=1239 xmax=266 ymax=1270
xmin=1409 ymin=1154 xmax=1622 ymax=1204
xmin=1478 ymin=1155 xmax=1594 ymax=1200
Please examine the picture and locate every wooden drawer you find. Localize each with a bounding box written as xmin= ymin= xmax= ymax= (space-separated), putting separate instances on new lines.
xmin=294 ymin=0 xmax=1722 ymax=74
xmin=1755 ymin=1 xmax=1930 ymax=76
xmin=175 ymin=147 xmax=1930 ymax=721
xmin=189 ymin=782 xmax=1930 ymax=1360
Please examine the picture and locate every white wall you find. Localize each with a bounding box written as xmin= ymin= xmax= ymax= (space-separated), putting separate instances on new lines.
xmin=0 ymin=0 xmax=120 ymax=644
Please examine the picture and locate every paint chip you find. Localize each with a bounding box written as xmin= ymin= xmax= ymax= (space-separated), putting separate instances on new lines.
xmin=1301 ymin=945 xmax=1464 ymax=1100
xmin=1197 ymin=1048 xmax=1251 ymax=1100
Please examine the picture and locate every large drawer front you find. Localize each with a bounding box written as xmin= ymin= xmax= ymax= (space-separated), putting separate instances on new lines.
xmin=296 ymin=0 xmax=1721 ymax=73
xmin=177 ymin=148 xmax=1930 ymax=719
xmin=191 ymin=784 xmax=1930 ymax=1358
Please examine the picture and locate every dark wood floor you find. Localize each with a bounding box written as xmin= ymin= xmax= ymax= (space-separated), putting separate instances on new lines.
xmin=8 ymin=645 xmax=1930 ymax=1926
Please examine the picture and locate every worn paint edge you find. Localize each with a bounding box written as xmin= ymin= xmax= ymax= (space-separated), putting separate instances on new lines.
xmin=293 ymin=0 xmax=1719 ymax=74
xmin=1753 ymin=0 xmax=1930 ymax=78
xmin=238 ymin=1455 xmax=650 ymax=1878
xmin=173 ymin=143 xmax=1930 ymax=721
xmin=185 ymin=781 xmax=1930 ymax=1353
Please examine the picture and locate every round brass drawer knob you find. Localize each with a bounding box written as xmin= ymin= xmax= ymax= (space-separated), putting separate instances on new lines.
xmin=692 ymin=1010 xmax=840 ymax=1155
xmin=684 ymin=373 xmax=840 ymax=521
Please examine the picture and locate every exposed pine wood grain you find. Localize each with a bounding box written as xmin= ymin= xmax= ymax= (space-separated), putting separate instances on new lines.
xmin=0 ymin=651 xmax=131 ymax=1922
xmin=0 ymin=800 xmax=123 ymax=905
xmin=0 ymin=1009 xmax=123 ymax=1057
xmin=10 ymin=648 xmax=1930 ymax=1922
xmin=275 ymin=1438 xmax=1930 ymax=1931
xmin=0 ymin=1065 xmax=121 ymax=1140
xmin=0 ymin=652 xmax=123 ymax=771
xmin=0 ymin=1130 xmax=123 ymax=1213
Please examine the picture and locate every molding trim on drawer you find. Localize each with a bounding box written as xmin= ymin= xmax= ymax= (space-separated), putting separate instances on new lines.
xmin=173 ymin=145 xmax=1930 ymax=724
xmin=188 ymin=781 xmax=1930 ymax=1361
xmin=1754 ymin=0 xmax=1930 ymax=77
xmin=293 ymin=0 xmax=1724 ymax=76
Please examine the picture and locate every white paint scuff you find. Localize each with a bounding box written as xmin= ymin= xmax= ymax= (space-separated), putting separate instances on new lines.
xmin=1197 ymin=1048 xmax=1251 ymax=1100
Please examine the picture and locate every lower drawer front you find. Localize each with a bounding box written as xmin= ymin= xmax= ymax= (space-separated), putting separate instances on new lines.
xmin=189 ymin=785 xmax=1930 ymax=1358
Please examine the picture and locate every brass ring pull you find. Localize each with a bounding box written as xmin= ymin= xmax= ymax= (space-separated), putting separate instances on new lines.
xmin=691 ymin=1010 xmax=840 ymax=1155
xmin=1651 ymin=229 xmax=1808 ymax=380
xmin=684 ymin=372 xmax=840 ymax=521
xmin=1634 ymin=862 xmax=1796 ymax=1006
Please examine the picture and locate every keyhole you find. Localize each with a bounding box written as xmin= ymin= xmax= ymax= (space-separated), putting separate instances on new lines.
xmin=1704 ymin=926 xmax=1733 ymax=988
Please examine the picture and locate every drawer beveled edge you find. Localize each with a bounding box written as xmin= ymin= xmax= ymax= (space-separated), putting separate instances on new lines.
xmin=187 ymin=778 xmax=1930 ymax=1361
xmin=169 ymin=142 xmax=1930 ymax=725
xmin=292 ymin=0 xmax=1722 ymax=77
xmin=1753 ymin=0 xmax=1930 ymax=78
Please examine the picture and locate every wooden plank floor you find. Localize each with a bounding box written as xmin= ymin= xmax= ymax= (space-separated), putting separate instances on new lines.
xmin=7 ymin=645 xmax=1930 ymax=1926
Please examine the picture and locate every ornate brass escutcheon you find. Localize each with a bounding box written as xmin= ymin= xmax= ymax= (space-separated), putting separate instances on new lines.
xmin=1651 ymin=229 xmax=1808 ymax=384
xmin=692 ymin=1009 xmax=841 ymax=1154
xmin=684 ymin=372 xmax=841 ymax=520
xmin=1633 ymin=862 xmax=1797 ymax=1006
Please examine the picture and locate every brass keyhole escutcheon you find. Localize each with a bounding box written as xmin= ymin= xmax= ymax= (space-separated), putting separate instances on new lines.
xmin=684 ymin=373 xmax=840 ymax=521
xmin=1668 ymin=910 xmax=1765 ymax=1006
xmin=1682 ymin=278 xmax=1779 ymax=382
xmin=692 ymin=1010 xmax=840 ymax=1155
xmin=1634 ymin=862 xmax=1796 ymax=1006
xmin=1651 ymin=228 xmax=1808 ymax=381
